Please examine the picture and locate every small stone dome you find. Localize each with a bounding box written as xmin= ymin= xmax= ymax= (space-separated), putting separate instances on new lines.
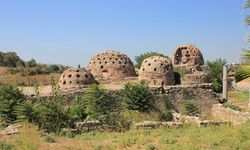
xmin=87 ymin=50 xmax=136 ymax=80
xmin=59 ymin=68 xmax=97 ymax=90
xmin=139 ymin=56 xmax=175 ymax=86
xmin=173 ymin=45 xmax=204 ymax=72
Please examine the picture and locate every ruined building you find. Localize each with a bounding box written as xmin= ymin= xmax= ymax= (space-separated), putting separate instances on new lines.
xmin=87 ymin=50 xmax=136 ymax=80
xmin=59 ymin=68 xmax=98 ymax=90
xmin=139 ymin=56 xmax=175 ymax=86
xmin=173 ymin=45 xmax=208 ymax=85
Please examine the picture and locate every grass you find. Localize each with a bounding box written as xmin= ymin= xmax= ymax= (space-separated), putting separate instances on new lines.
xmin=122 ymin=110 xmax=159 ymax=123
xmin=0 ymin=74 xmax=61 ymax=86
xmin=1 ymin=122 xmax=250 ymax=150
xmin=228 ymin=91 xmax=249 ymax=112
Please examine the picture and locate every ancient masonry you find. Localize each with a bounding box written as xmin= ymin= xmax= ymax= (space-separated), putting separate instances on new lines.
xmin=139 ymin=56 xmax=175 ymax=86
xmin=59 ymin=68 xmax=98 ymax=91
xmin=173 ymin=45 xmax=208 ymax=85
xmin=87 ymin=50 xmax=136 ymax=80
xmin=58 ymin=45 xmax=209 ymax=89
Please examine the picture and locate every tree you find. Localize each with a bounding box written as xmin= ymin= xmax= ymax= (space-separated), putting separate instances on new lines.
xmin=134 ymin=51 xmax=168 ymax=68
xmin=206 ymin=58 xmax=227 ymax=93
xmin=25 ymin=58 xmax=37 ymax=67
xmin=236 ymin=1 xmax=250 ymax=81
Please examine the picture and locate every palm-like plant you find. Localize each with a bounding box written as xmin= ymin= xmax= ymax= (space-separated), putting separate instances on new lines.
xmin=236 ymin=50 xmax=250 ymax=81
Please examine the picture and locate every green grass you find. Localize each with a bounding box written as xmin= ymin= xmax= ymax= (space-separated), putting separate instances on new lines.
xmin=1 ymin=122 xmax=250 ymax=150
xmin=230 ymin=91 xmax=249 ymax=101
xmin=122 ymin=110 xmax=159 ymax=122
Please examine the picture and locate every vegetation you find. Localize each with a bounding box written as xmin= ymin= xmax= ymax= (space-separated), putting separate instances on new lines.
xmin=0 ymin=141 xmax=13 ymax=150
xmin=134 ymin=51 xmax=168 ymax=68
xmin=1 ymin=121 xmax=250 ymax=149
xmin=0 ymin=84 xmax=24 ymax=127
xmin=184 ymin=99 xmax=199 ymax=116
xmin=223 ymin=102 xmax=241 ymax=111
xmin=122 ymin=80 xmax=154 ymax=112
xmin=85 ymin=85 xmax=122 ymax=125
xmin=206 ymin=58 xmax=227 ymax=93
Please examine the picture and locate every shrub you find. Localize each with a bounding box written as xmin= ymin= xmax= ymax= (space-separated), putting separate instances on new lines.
xmin=159 ymin=110 xmax=173 ymax=122
xmin=223 ymin=102 xmax=241 ymax=111
xmin=85 ymin=85 xmax=122 ymax=125
xmin=134 ymin=51 xmax=168 ymax=68
xmin=122 ymin=80 xmax=154 ymax=112
xmin=206 ymin=58 xmax=227 ymax=93
xmin=44 ymin=133 xmax=55 ymax=143
xmin=66 ymin=96 xmax=87 ymax=124
xmin=0 ymin=141 xmax=13 ymax=150
xmin=184 ymin=99 xmax=199 ymax=116
xmin=0 ymin=84 xmax=24 ymax=126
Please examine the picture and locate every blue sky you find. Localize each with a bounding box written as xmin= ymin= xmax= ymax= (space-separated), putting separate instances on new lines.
xmin=0 ymin=0 xmax=248 ymax=67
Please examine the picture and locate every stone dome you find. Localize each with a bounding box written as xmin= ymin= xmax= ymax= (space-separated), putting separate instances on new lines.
xmin=59 ymin=68 xmax=97 ymax=90
xmin=87 ymin=50 xmax=136 ymax=80
xmin=139 ymin=56 xmax=175 ymax=86
xmin=173 ymin=45 xmax=204 ymax=73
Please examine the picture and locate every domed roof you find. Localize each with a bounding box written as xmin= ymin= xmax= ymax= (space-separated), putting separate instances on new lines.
xmin=87 ymin=50 xmax=136 ymax=80
xmin=59 ymin=68 xmax=97 ymax=90
xmin=173 ymin=45 xmax=204 ymax=68
xmin=139 ymin=56 xmax=175 ymax=86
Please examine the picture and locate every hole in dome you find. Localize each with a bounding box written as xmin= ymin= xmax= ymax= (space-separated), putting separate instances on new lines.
xmin=68 ymin=74 xmax=72 ymax=78
xmin=161 ymin=63 xmax=163 ymax=66
xmin=102 ymin=70 xmax=108 ymax=73
xmin=123 ymin=66 xmax=125 ymax=68
xmin=119 ymin=61 xmax=122 ymax=64
xmin=85 ymin=74 xmax=88 ymax=78
xmin=116 ymin=58 xmax=118 ymax=61
xmin=103 ymin=58 xmax=105 ymax=60
xmin=101 ymin=65 xmax=104 ymax=69
xmin=63 ymin=75 xmax=65 ymax=78
xmin=112 ymin=54 xmax=115 ymax=56
xmin=154 ymin=68 xmax=157 ymax=71
xmin=76 ymin=70 xmax=80 ymax=72
xmin=154 ymin=60 xmax=157 ymax=62
xmin=88 ymin=69 xmax=91 ymax=72
xmin=143 ymin=68 xmax=145 ymax=71
xmin=105 ymin=61 xmax=107 ymax=64
xmin=63 ymin=81 xmax=66 ymax=84
xmin=93 ymin=61 xmax=96 ymax=64
xmin=76 ymin=74 xmax=80 ymax=78
xmin=109 ymin=58 xmax=112 ymax=60
xmin=112 ymin=62 xmax=115 ymax=64
xmin=148 ymin=63 xmax=151 ymax=66
xmin=145 ymin=60 xmax=147 ymax=63
xmin=99 ymin=62 xmax=102 ymax=64
xmin=124 ymin=62 xmax=127 ymax=64
xmin=69 ymin=81 xmax=72 ymax=84
xmin=98 ymin=58 xmax=100 ymax=60
xmin=76 ymin=81 xmax=80 ymax=84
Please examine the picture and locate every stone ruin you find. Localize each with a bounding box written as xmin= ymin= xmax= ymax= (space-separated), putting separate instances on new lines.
xmin=173 ymin=45 xmax=204 ymax=73
xmin=139 ymin=56 xmax=175 ymax=86
xmin=173 ymin=45 xmax=208 ymax=85
xmin=59 ymin=68 xmax=98 ymax=91
xmin=87 ymin=50 xmax=136 ymax=80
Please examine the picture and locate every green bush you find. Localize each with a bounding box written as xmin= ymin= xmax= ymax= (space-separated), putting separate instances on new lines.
xmin=223 ymin=102 xmax=241 ymax=111
xmin=159 ymin=110 xmax=173 ymax=122
xmin=85 ymin=85 xmax=122 ymax=125
xmin=0 ymin=84 xmax=24 ymax=126
xmin=44 ymin=133 xmax=55 ymax=143
xmin=134 ymin=51 xmax=168 ymax=68
xmin=0 ymin=141 xmax=13 ymax=150
xmin=67 ymin=96 xmax=87 ymax=124
xmin=122 ymin=80 xmax=154 ymax=112
xmin=184 ymin=99 xmax=199 ymax=116
xmin=206 ymin=58 xmax=227 ymax=93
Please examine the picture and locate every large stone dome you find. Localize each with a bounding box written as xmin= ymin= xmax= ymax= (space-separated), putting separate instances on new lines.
xmin=87 ymin=50 xmax=136 ymax=80
xmin=59 ymin=68 xmax=97 ymax=90
xmin=139 ymin=56 xmax=175 ymax=86
xmin=173 ymin=45 xmax=204 ymax=73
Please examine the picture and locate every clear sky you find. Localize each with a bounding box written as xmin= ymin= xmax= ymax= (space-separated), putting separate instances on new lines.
xmin=0 ymin=0 xmax=248 ymax=67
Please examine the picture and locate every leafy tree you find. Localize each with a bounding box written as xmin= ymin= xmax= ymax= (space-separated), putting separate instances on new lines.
xmin=49 ymin=64 xmax=60 ymax=72
xmin=0 ymin=52 xmax=24 ymax=67
xmin=134 ymin=51 xmax=168 ymax=68
xmin=206 ymin=58 xmax=227 ymax=93
xmin=122 ymin=80 xmax=154 ymax=112
xmin=85 ymin=84 xmax=121 ymax=124
xmin=25 ymin=58 xmax=37 ymax=67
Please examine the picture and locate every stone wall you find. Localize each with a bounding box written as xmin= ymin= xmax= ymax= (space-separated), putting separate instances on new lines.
xmin=211 ymin=104 xmax=250 ymax=125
